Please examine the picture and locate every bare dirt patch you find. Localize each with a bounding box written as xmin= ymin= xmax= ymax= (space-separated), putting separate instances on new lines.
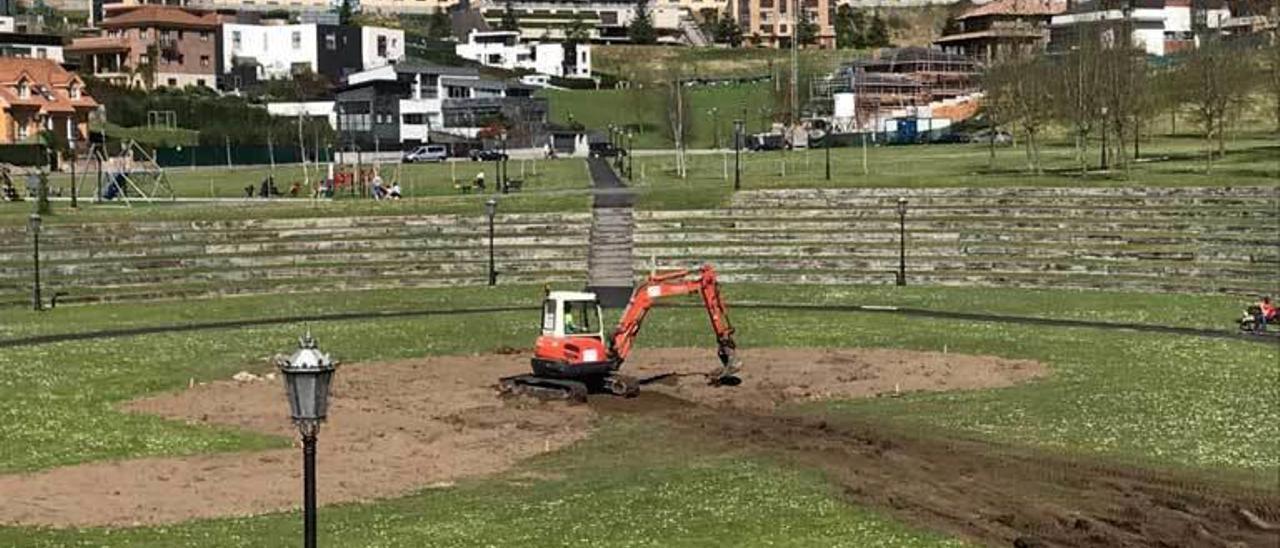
xmin=0 ymin=347 xmax=1042 ymax=528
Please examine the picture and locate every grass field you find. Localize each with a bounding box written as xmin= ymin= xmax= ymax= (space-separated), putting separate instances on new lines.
xmin=0 ymin=282 xmax=1275 ymax=545
xmin=3 ymin=131 xmax=1275 ymax=223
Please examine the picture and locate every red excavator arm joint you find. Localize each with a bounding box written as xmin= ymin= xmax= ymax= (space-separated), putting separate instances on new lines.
xmin=608 ymin=264 xmax=740 ymax=383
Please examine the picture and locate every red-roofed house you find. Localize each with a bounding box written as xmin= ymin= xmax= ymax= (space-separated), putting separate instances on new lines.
xmin=67 ymin=5 xmax=220 ymax=90
xmin=0 ymin=58 xmax=99 ymax=146
xmin=934 ymin=0 xmax=1066 ymax=62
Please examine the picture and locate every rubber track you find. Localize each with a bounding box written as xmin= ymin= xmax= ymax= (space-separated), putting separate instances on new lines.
xmin=1 ymin=302 xmax=1275 ymax=349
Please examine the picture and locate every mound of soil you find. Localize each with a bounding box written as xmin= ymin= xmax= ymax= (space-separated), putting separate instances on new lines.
xmin=0 ymin=347 xmax=1036 ymax=527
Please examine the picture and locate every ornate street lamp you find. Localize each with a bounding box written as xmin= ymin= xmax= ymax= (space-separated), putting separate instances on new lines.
xmin=29 ymin=213 xmax=41 ymax=311
xmin=626 ymin=130 xmax=634 ymax=180
xmin=485 ymin=198 xmax=498 ymax=286
xmin=276 ymin=332 xmax=339 ymax=548
xmin=896 ymin=197 xmax=908 ymax=287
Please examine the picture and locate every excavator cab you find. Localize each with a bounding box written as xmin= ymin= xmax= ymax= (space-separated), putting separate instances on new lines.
xmin=532 ymin=292 xmax=614 ymax=379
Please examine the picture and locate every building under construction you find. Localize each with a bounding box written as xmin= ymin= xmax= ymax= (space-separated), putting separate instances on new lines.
xmin=811 ymin=47 xmax=979 ymax=127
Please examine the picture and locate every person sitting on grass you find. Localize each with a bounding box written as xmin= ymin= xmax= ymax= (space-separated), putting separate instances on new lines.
xmin=388 ymin=182 xmax=402 ymax=200
xmin=473 ymin=171 xmax=486 ymax=191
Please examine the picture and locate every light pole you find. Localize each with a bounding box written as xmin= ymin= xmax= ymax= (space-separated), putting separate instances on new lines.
xmin=500 ymin=132 xmax=509 ymax=193
xmin=485 ymin=198 xmax=498 ymax=286
xmin=276 ymin=333 xmax=338 ymax=548
xmin=29 ymin=213 xmax=41 ymax=311
xmin=733 ymin=119 xmax=743 ymax=191
xmin=708 ymin=107 xmax=720 ymax=149
xmin=626 ymin=130 xmax=634 ymax=180
xmin=896 ymin=197 xmax=907 ymax=286
xmin=824 ymin=125 xmax=831 ymax=181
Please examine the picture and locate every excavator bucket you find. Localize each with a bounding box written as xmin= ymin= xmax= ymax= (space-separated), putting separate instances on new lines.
xmin=707 ymin=348 xmax=742 ymax=386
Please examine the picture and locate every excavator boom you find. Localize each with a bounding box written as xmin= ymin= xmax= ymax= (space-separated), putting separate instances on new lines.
xmin=609 ymin=264 xmax=740 ymax=383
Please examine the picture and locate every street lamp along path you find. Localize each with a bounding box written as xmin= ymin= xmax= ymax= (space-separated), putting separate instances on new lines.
xmin=277 ymin=331 xmax=339 ymax=548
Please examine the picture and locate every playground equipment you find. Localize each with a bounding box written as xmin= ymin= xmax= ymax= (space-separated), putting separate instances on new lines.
xmin=73 ymin=141 xmax=175 ymax=204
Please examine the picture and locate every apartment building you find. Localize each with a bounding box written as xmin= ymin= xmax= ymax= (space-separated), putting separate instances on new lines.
xmin=67 ymin=5 xmax=220 ymax=89
xmin=1049 ymin=0 xmax=1232 ymax=56
xmin=0 ymin=57 xmax=98 ymax=146
xmin=455 ymin=30 xmax=591 ymax=78
xmin=221 ymin=22 xmax=403 ymax=88
xmin=731 ymin=0 xmax=836 ymax=48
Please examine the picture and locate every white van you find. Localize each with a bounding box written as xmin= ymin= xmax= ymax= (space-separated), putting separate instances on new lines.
xmin=402 ymin=144 xmax=449 ymax=163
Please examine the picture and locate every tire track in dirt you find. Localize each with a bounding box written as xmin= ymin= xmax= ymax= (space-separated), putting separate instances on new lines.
xmin=591 ymin=393 xmax=1280 ymax=547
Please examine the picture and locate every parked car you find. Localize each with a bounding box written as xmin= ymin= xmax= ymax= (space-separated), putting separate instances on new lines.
xmin=746 ymin=133 xmax=787 ymax=152
xmin=470 ymin=149 xmax=509 ymax=162
xmin=964 ymin=130 xmax=1013 ymax=145
xmin=402 ymin=144 xmax=449 ymax=163
xmin=588 ymin=142 xmax=626 ymax=158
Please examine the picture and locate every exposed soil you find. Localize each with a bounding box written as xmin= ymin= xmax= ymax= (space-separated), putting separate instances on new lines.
xmin=0 ymin=346 xmax=1039 ymax=528
xmin=592 ymin=394 xmax=1280 ymax=547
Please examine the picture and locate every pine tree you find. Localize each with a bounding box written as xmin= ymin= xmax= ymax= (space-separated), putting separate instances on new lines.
xmin=867 ymin=12 xmax=890 ymax=48
xmin=338 ymin=0 xmax=354 ymax=25
xmin=629 ymin=0 xmax=657 ymax=45
xmin=796 ymin=8 xmax=818 ymax=47
xmin=499 ymin=0 xmax=519 ymax=31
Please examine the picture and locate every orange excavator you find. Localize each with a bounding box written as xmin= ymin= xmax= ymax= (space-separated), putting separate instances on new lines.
xmin=499 ymin=264 xmax=741 ymax=401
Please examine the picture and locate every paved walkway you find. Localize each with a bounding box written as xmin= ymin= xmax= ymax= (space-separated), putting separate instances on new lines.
xmin=585 ymin=157 xmax=635 ymax=307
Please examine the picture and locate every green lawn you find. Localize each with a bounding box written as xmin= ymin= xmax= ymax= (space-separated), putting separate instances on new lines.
xmin=0 ymin=285 xmax=1274 ymax=545
xmin=43 ymin=156 xmax=590 ymax=200
xmin=629 ymin=134 xmax=1280 ymax=209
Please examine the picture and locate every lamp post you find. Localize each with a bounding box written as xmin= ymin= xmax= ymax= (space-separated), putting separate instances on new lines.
xmin=485 ymin=198 xmax=498 ymax=286
xmin=707 ymin=107 xmax=720 ymax=149
xmin=896 ymin=197 xmax=907 ymax=287
xmin=29 ymin=213 xmax=41 ymax=311
xmin=824 ymin=125 xmax=831 ymax=181
xmin=626 ymin=130 xmax=634 ymax=180
xmin=276 ymin=333 xmax=339 ymax=548
xmin=733 ymin=119 xmax=743 ymax=191
xmin=500 ymin=131 xmax=509 ymax=194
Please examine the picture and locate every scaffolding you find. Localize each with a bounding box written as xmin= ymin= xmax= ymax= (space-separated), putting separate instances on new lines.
xmin=810 ymin=47 xmax=980 ymax=128
xmin=75 ymin=141 xmax=176 ymax=205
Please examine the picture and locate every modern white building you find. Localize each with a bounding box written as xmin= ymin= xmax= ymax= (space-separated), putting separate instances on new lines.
xmin=1050 ymin=0 xmax=1231 ymax=56
xmin=455 ymin=30 xmax=592 ymax=79
xmin=220 ymin=22 xmax=404 ymax=87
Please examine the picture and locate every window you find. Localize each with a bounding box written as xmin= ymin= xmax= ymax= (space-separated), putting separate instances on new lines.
xmin=377 ymin=35 xmax=388 ymax=57
xmin=35 ymin=48 xmax=46 ymax=59
xmin=292 ymin=31 xmax=302 ymax=50
xmin=325 ymin=33 xmax=336 ymax=50
xmin=17 ymin=80 xmax=28 ymax=99
xmin=17 ymin=123 xmax=28 ymax=140
xmin=167 ymin=78 xmax=177 ymax=87
xmin=403 ymin=113 xmax=426 ymax=125
xmin=201 ymin=31 xmax=209 ymax=41
xmin=69 ymin=83 xmax=81 ymax=99
xmin=232 ymin=31 xmax=242 ymax=50
xmin=197 ymin=79 xmax=206 ymax=87
xmin=447 ymin=86 xmax=469 ymax=98
xmin=563 ymin=300 xmax=601 ymax=335
xmin=200 ymin=55 xmax=210 ymax=67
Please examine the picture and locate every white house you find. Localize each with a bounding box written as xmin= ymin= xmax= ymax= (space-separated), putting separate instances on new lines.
xmin=221 ymin=22 xmax=405 ymax=86
xmin=224 ymin=23 xmax=320 ymax=80
xmin=455 ymin=30 xmax=592 ymax=79
xmin=1050 ymin=0 xmax=1231 ymax=56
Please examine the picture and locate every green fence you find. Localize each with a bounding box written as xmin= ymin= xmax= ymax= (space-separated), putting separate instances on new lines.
xmin=0 ymin=144 xmax=48 ymax=167
xmin=151 ymin=145 xmax=336 ymax=168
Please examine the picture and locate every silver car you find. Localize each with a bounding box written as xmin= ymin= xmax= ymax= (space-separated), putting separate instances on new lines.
xmin=403 ymin=144 xmax=449 ymax=163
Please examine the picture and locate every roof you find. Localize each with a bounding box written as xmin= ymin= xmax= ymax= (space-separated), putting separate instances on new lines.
xmin=957 ymin=0 xmax=1066 ymax=20
xmin=393 ymin=60 xmax=479 ymax=78
xmin=67 ymin=36 xmax=131 ymax=53
xmin=933 ymin=28 xmax=1047 ymax=43
xmin=0 ymin=32 xmax=65 ymax=47
xmin=441 ymin=76 xmax=532 ymax=91
xmin=0 ymin=58 xmax=98 ymax=112
xmin=100 ymin=6 xmax=219 ymax=29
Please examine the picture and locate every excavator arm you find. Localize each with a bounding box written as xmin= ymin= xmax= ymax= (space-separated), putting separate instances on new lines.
xmin=608 ymin=264 xmax=741 ymax=384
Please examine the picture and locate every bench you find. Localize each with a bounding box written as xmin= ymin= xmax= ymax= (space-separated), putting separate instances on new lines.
xmin=502 ymin=179 xmax=523 ymax=193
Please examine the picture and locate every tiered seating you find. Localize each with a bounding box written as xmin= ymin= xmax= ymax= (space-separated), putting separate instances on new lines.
xmin=634 ymin=187 xmax=1278 ymax=294
xmin=0 ymin=213 xmax=590 ymax=306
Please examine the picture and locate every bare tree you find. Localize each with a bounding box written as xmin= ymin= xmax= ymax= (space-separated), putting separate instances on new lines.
xmin=1176 ymin=35 xmax=1256 ymax=172
xmin=663 ymin=65 xmax=693 ymax=178
xmin=1055 ymin=26 xmax=1105 ymax=175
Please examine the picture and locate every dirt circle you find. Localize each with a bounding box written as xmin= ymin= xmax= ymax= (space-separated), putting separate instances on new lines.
xmin=0 ymin=347 xmax=1044 ymax=527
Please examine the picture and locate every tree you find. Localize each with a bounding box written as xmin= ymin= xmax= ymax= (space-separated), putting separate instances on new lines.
xmin=834 ymin=5 xmax=866 ymax=49
xmin=1176 ymin=35 xmax=1255 ymax=172
xmin=866 ymin=12 xmax=890 ymax=48
xmin=714 ymin=12 xmax=743 ymax=47
xmin=565 ymin=12 xmax=591 ymax=44
xmin=338 ymin=0 xmax=354 ymax=25
xmin=663 ymin=65 xmax=692 ymax=178
xmin=984 ymin=55 xmax=1056 ymax=173
xmin=796 ymin=8 xmax=818 ymax=47
xmin=629 ymin=0 xmax=658 ymax=45
xmin=427 ymin=7 xmax=451 ymax=39
xmin=499 ymin=0 xmax=520 ymax=31
xmin=139 ymin=42 xmax=160 ymax=89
